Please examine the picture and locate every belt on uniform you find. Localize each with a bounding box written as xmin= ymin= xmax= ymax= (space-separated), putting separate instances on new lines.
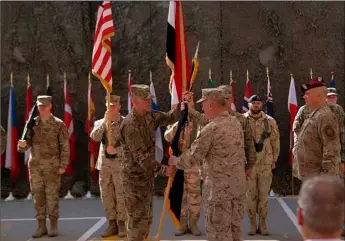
xmin=105 ymin=151 xmax=117 ymax=159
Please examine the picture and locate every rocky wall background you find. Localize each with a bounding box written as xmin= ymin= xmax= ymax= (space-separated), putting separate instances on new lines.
xmin=1 ymin=1 xmax=344 ymax=198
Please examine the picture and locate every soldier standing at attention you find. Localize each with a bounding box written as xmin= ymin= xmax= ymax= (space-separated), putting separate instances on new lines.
xmin=293 ymin=82 xmax=344 ymax=175
xmin=1 ymin=125 xmax=6 ymax=155
xmin=115 ymin=84 xmax=180 ymax=241
xmin=164 ymin=114 xmax=202 ymax=236
xmin=293 ymin=77 xmax=341 ymax=181
xmin=169 ymin=88 xmax=246 ymax=241
xmin=243 ymin=95 xmax=280 ymax=236
xmin=183 ymin=86 xmax=256 ymax=176
xmin=90 ymin=95 xmax=126 ymax=238
xmin=17 ymin=95 xmax=69 ymax=238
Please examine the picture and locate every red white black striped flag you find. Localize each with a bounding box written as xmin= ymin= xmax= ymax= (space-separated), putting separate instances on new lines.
xmin=92 ymin=1 xmax=114 ymax=93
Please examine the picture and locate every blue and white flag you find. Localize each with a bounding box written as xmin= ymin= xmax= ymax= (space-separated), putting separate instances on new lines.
xmin=150 ymin=80 xmax=164 ymax=162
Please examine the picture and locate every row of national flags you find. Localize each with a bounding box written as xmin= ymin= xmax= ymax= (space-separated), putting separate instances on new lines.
xmin=1 ymin=73 xmax=77 ymax=183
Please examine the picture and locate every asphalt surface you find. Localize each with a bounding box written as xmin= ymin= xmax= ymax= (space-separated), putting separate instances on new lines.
xmin=0 ymin=196 xmax=303 ymax=241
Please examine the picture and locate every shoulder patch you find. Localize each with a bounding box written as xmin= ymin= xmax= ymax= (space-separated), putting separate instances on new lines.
xmin=323 ymin=125 xmax=336 ymax=139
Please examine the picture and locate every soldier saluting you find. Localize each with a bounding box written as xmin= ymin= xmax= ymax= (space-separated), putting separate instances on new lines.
xmin=17 ymin=95 xmax=69 ymax=238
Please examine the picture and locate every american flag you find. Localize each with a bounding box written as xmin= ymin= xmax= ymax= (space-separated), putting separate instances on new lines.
xmin=92 ymin=1 xmax=114 ymax=93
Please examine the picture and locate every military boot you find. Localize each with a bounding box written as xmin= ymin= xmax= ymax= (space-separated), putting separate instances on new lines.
xmin=32 ymin=219 xmax=47 ymax=238
xmin=247 ymin=216 xmax=257 ymax=235
xmin=258 ymin=216 xmax=270 ymax=235
xmin=101 ymin=220 xmax=118 ymax=237
xmin=48 ymin=219 xmax=58 ymax=237
xmin=174 ymin=218 xmax=188 ymax=236
xmin=117 ymin=220 xmax=126 ymax=238
xmin=189 ymin=218 xmax=201 ymax=236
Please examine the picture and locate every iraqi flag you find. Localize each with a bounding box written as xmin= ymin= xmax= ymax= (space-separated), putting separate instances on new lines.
xmin=242 ymin=75 xmax=252 ymax=113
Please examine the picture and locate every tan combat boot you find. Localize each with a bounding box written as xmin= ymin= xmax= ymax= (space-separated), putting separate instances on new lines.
xmin=258 ymin=216 xmax=270 ymax=235
xmin=247 ymin=216 xmax=257 ymax=235
xmin=101 ymin=220 xmax=118 ymax=237
xmin=189 ymin=218 xmax=201 ymax=236
xmin=117 ymin=220 xmax=126 ymax=238
xmin=48 ymin=219 xmax=58 ymax=237
xmin=32 ymin=219 xmax=47 ymax=238
xmin=174 ymin=218 xmax=188 ymax=236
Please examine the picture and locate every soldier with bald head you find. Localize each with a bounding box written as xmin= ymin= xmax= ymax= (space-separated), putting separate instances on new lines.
xmin=17 ymin=95 xmax=70 ymax=238
xmin=169 ymin=88 xmax=246 ymax=241
xmin=293 ymin=77 xmax=341 ymax=181
xmin=90 ymin=95 xmax=127 ymax=238
xmin=115 ymin=84 xmax=180 ymax=241
xmin=297 ymin=175 xmax=344 ymax=241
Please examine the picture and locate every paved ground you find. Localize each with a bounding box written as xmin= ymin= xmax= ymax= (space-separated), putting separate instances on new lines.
xmin=0 ymin=196 xmax=302 ymax=241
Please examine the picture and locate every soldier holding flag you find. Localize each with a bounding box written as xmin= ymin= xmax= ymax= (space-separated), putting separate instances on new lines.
xmin=17 ymin=95 xmax=70 ymax=238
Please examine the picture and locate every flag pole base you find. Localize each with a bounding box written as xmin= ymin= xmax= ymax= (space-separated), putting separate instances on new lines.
xmin=26 ymin=192 xmax=33 ymax=200
xmin=64 ymin=190 xmax=75 ymax=199
xmin=5 ymin=192 xmax=15 ymax=201
xmin=83 ymin=190 xmax=92 ymax=199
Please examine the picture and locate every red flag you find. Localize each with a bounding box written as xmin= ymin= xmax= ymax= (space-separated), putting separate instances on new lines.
xmin=25 ymin=74 xmax=32 ymax=180
xmin=5 ymin=78 xmax=20 ymax=181
xmin=86 ymin=77 xmax=99 ymax=181
xmin=288 ymin=75 xmax=298 ymax=166
xmin=92 ymin=1 xmax=114 ymax=93
xmin=64 ymin=75 xmax=76 ymax=176
xmin=242 ymin=70 xmax=252 ymax=113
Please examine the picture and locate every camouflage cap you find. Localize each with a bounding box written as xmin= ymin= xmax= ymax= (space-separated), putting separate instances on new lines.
xmin=36 ymin=95 xmax=52 ymax=106
xmin=130 ymin=84 xmax=152 ymax=100
xmin=196 ymin=88 xmax=226 ymax=104
xmin=105 ymin=95 xmax=120 ymax=106
xmin=218 ymin=85 xmax=232 ymax=99
xmin=327 ymin=87 xmax=338 ymax=96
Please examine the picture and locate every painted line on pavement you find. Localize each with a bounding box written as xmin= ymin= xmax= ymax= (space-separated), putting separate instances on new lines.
xmin=1 ymin=217 xmax=104 ymax=222
xmin=277 ymin=197 xmax=302 ymax=235
xmin=76 ymin=217 xmax=107 ymax=241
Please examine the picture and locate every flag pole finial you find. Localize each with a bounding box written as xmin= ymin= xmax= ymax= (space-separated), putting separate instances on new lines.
xmin=266 ymin=67 xmax=269 ymax=79
xmin=246 ymin=69 xmax=249 ymax=81
xmin=46 ymin=73 xmax=50 ymax=87
xmin=27 ymin=73 xmax=30 ymax=86
xmin=88 ymin=72 xmax=91 ymax=84
xmin=209 ymin=68 xmax=211 ymax=80
xmin=230 ymin=70 xmax=232 ymax=81
xmin=150 ymin=70 xmax=152 ymax=83
xmin=64 ymin=71 xmax=67 ymax=83
xmin=194 ymin=41 xmax=200 ymax=59
xmin=331 ymin=71 xmax=334 ymax=79
xmin=310 ymin=68 xmax=313 ymax=79
xmin=10 ymin=72 xmax=13 ymax=86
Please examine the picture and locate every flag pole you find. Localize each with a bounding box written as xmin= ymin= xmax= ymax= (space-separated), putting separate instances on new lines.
xmin=291 ymin=73 xmax=295 ymax=196
xmin=85 ymin=72 xmax=93 ymax=199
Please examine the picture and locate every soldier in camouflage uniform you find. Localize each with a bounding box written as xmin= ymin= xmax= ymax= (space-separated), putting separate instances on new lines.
xmin=244 ymin=95 xmax=280 ymax=236
xmin=90 ymin=95 xmax=126 ymax=238
xmin=1 ymin=126 xmax=6 ymax=155
xmin=115 ymin=84 xmax=180 ymax=241
xmin=293 ymin=77 xmax=341 ymax=181
xmin=164 ymin=115 xmax=201 ymax=236
xmin=169 ymin=88 xmax=246 ymax=241
xmin=183 ymin=85 xmax=256 ymax=175
xmin=293 ymin=83 xmax=345 ymax=176
xmin=17 ymin=95 xmax=69 ymax=238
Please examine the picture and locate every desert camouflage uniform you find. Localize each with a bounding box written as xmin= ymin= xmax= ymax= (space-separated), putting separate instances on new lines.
xmin=90 ymin=115 xmax=127 ymax=237
xmin=293 ymin=103 xmax=345 ymax=164
xmin=243 ymin=111 xmax=280 ymax=235
xmin=293 ymin=104 xmax=341 ymax=181
xmin=116 ymin=84 xmax=181 ymax=241
xmin=1 ymin=126 xmax=6 ymax=155
xmin=173 ymin=110 xmax=246 ymax=241
xmin=18 ymin=104 xmax=69 ymax=238
xmin=188 ymin=107 xmax=256 ymax=170
xmin=164 ymin=118 xmax=201 ymax=235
